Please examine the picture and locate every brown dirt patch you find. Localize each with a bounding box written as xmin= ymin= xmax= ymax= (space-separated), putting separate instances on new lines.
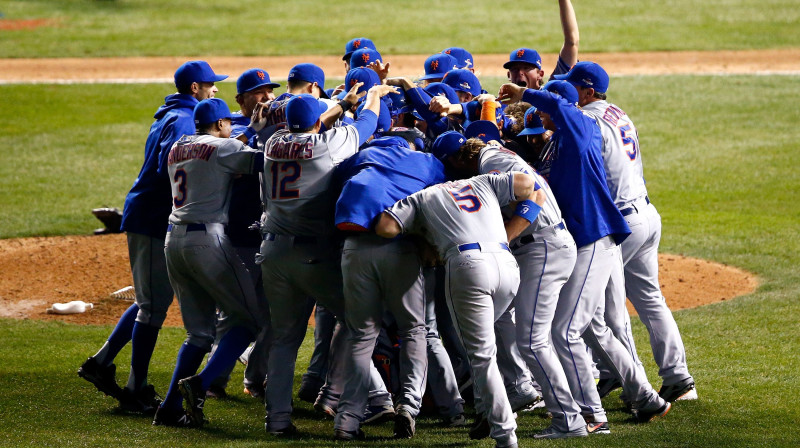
xmin=0 ymin=234 xmax=757 ymax=327
xmin=2 ymin=49 xmax=799 ymax=84
xmin=0 ymin=18 xmax=57 ymax=31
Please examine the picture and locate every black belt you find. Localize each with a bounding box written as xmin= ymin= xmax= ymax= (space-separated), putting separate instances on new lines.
xmin=517 ymin=222 xmax=566 ymax=246
xmin=457 ymin=242 xmax=510 ymax=253
xmin=262 ymin=232 xmax=319 ymax=244
xmin=167 ymin=223 xmax=208 ymax=232
xmin=620 ymin=196 xmax=650 ymax=216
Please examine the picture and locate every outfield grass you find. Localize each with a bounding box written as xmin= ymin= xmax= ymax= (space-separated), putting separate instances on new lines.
xmin=1 ymin=0 xmax=799 ymax=57
xmin=0 ymin=74 xmax=799 ymax=446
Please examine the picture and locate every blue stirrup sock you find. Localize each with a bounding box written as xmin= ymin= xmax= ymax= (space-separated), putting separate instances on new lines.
xmin=94 ymin=303 xmax=139 ymax=366
xmin=198 ymin=326 xmax=255 ymax=391
xmin=160 ymin=342 xmax=208 ymax=412
xmin=126 ymin=322 xmax=160 ymax=391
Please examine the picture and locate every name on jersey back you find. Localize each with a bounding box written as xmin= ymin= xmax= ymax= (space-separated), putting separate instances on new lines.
xmin=168 ymin=142 xmax=215 ymax=165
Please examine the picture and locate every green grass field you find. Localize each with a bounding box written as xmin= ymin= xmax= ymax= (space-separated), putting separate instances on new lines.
xmin=1 ymin=0 xmax=799 ymax=57
xmin=1 ymin=74 xmax=799 ymax=447
xmin=2 ymin=0 xmax=799 ymax=446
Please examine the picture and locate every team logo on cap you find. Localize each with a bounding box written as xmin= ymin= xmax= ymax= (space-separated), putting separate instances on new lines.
xmin=430 ymin=60 xmax=439 ymax=71
xmin=444 ymin=49 xmax=451 ymax=54
xmin=526 ymin=113 xmax=535 ymax=125
xmin=257 ymin=71 xmax=265 ymax=80
xmin=354 ymin=39 xmax=362 ymax=49
xmin=517 ymin=49 xmax=525 ymax=58
xmin=350 ymin=78 xmax=358 ymax=88
xmin=362 ymin=53 xmax=371 ymax=64
xmin=582 ymin=77 xmax=594 ymax=86
xmin=464 ymin=59 xmax=473 ymax=68
xmin=478 ymin=133 xmax=486 ymax=139
xmin=460 ymin=82 xmax=471 ymax=90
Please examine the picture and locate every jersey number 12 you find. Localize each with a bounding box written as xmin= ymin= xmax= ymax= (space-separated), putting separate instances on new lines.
xmin=270 ymin=161 xmax=301 ymax=199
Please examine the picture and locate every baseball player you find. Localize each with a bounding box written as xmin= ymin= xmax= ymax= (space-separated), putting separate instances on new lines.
xmin=555 ymin=62 xmax=697 ymax=401
xmin=499 ymin=82 xmax=671 ymax=430
xmin=504 ymin=0 xmax=579 ymax=88
xmin=258 ymin=85 xmax=397 ymax=436
xmin=431 ymin=133 xmax=589 ymax=438
xmin=78 ymin=61 xmax=226 ymax=414
xmin=375 ymin=171 xmax=546 ymax=448
xmin=152 ymin=97 xmax=268 ymax=427
xmin=331 ymin=135 xmax=447 ymax=440
xmin=206 ymin=68 xmax=282 ymax=400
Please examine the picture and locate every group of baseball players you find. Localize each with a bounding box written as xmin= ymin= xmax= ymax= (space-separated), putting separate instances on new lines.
xmin=77 ymin=1 xmax=697 ymax=446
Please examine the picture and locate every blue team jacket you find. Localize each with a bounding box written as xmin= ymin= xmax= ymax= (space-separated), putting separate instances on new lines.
xmin=334 ymin=136 xmax=447 ymax=231
xmin=521 ymin=89 xmax=630 ymax=247
xmin=121 ymin=93 xmax=198 ymax=238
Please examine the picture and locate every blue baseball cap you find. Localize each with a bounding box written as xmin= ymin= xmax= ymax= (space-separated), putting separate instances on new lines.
xmin=341 ymin=66 xmax=380 ymax=97
xmin=430 ymin=131 xmax=467 ymax=160
xmin=343 ymin=37 xmax=376 ymax=61
xmin=236 ymin=68 xmax=280 ymax=95
xmin=465 ymin=120 xmax=502 ymax=143
xmin=285 ymin=94 xmax=328 ymax=131
xmin=356 ymin=98 xmax=392 ymax=134
xmin=423 ymin=82 xmax=460 ymax=105
xmin=442 ymin=69 xmax=481 ymax=97
xmin=420 ymin=53 xmax=458 ymax=81
xmin=542 ymin=80 xmax=579 ymax=105
xmin=193 ymin=98 xmax=233 ymax=126
xmin=174 ymin=60 xmax=228 ymax=90
xmin=287 ymin=63 xmax=328 ymax=98
xmin=503 ymin=48 xmax=542 ymax=70
xmin=350 ymin=48 xmax=382 ymax=69
xmin=518 ymin=107 xmax=546 ymax=136
xmin=386 ymin=90 xmax=411 ymax=116
xmin=442 ymin=47 xmax=474 ymax=70
xmin=553 ymin=61 xmax=609 ymax=94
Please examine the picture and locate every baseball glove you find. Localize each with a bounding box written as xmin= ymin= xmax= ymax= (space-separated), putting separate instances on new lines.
xmin=92 ymin=207 xmax=123 ymax=235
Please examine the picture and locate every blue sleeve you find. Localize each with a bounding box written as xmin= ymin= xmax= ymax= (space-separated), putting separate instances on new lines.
xmin=353 ymin=109 xmax=378 ymax=147
xmin=157 ymin=114 xmax=194 ymax=176
xmin=521 ymin=89 xmax=593 ymax=156
xmin=464 ymin=100 xmax=480 ymax=121
xmin=406 ymin=87 xmax=449 ymax=137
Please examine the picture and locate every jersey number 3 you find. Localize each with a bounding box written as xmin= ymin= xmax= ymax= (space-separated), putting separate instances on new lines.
xmin=449 ymin=185 xmax=482 ymax=213
xmin=270 ymin=161 xmax=301 ymax=199
xmin=619 ymin=124 xmax=639 ymax=161
xmin=173 ymin=169 xmax=187 ymax=208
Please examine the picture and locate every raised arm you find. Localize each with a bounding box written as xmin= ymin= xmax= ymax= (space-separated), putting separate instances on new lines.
xmin=558 ymin=0 xmax=580 ymax=68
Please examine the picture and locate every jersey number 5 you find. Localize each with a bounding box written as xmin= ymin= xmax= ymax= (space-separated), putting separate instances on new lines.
xmin=173 ymin=169 xmax=187 ymax=208
xmin=449 ymin=185 xmax=482 ymax=213
xmin=270 ymin=161 xmax=301 ymax=199
xmin=619 ymin=124 xmax=639 ymax=161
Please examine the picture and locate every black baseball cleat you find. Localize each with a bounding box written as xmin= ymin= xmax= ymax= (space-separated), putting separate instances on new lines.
xmin=78 ymin=357 xmax=123 ymax=399
xmin=393 ymin=408 xmax=415 ymax=439
xmin=266 ymin=423 xmax=298 ymax=437
xmin=596 ymin=377 xmax=623 ymax=398
xmin=152 ymin=406 xmax=200 ymax=428
xmin=635 ymin=400 xmax=672 ymax=423
xmin=659 ymin=378 xmax=697 ymax=402
xmin=333 ymin=428 xmax=366 ymax=441
xmin=178 ymin=375 xmax=206 ymax=425
xmin=118 ymin=384 xmax=162 ymax=414
xmin=363 ymin=404 xmax=395 ymax=425
xmin=469 ymin=414 xmax=490 ymax=440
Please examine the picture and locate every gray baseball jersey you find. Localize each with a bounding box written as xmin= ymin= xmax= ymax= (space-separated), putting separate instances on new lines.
xmin=386 ymin=173 xmax=517 ymax=259
xmin=581 ymin=101 xmax=647 ymax=208
xmin=167 ymin=134 xmax=260 ymax=225
xmin=479 ymin=144 xmax=562 ymax=234
xmin=261 ymin=127 xmax=360 ymax=237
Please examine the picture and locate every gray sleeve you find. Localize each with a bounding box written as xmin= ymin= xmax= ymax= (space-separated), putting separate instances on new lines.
xmin=216 ymin=138 xmax=258 ymax=174
xmin=481 ymin=172 xmax=516 ymax=206
xmin=386 ymin=193 xmax=421 ymax=234
xmin=323 ymin=125 xmax=361 ymax=164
